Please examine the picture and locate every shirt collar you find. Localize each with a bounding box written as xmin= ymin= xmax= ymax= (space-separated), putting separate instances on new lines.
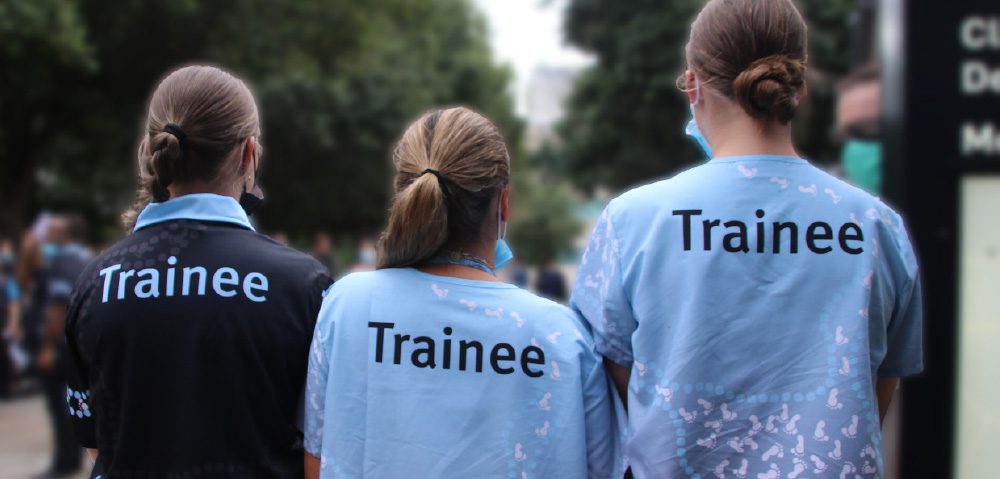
xmin=709 ymin=154 xmax=807 ymax=164
xmin=134 ymin=193 xmax=255 ymax=232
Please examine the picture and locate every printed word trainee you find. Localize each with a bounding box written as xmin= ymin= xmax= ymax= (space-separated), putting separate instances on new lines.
xmin=99 ymin=256 xmax=269 ymax=303
xmin=369 ymin=322 xmax=546 ymax=377
xmin=673 ymin=209 xmax=864 ymax=255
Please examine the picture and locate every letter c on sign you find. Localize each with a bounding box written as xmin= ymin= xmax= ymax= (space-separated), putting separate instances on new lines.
xmin=962 ymin=17 xmax=986 ymax=50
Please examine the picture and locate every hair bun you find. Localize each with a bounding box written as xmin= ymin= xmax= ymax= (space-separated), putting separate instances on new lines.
xmin=732 ymin=54 xmax=805 ymax=124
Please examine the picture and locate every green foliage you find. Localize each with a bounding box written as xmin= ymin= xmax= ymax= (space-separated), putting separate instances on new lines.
xmin=560 ymin=0 xmax=857 ymax=193
xmin=0 ymin=0 xmax=518 ymax=240
xmin=508 ymin=144 xmax=582 ymax=266
xmin=249 ymin=0 xmax=521 ymax=234
xmin=0 ymin=0 xmax=98 ymax=234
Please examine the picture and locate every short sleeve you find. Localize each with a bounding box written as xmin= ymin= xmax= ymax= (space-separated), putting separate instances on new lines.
xmin=878 ymin=215 xmax=924 ymax=378
xmin=581 ymin=348 xmax=627 ymax=478
xmin=303 ymin=294 xmax=335 ymax=457
xmin=65 ymin=302 xmax=96 ymax=447
xmin=570 ymin=206 xmax=637 ymax=367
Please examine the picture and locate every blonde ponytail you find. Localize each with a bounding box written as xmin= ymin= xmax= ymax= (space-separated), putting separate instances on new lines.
xmin=376 ymin=107 xmax=510 ymax=269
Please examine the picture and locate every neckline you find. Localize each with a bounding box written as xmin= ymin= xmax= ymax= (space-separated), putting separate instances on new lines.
xmin=134 ymin=193 xmax=254 ymax=232
xmin=709 ymin=154 xmax=807 ymax=164
xmin=424 ymin=251 xmax=496 ymax=276
xmin=404 ymin=267 xmax=517 ymax=289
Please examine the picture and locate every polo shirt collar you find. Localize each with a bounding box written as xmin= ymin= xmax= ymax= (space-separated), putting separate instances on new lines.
xmin=134 ymin=193 xmax=254 ymax=232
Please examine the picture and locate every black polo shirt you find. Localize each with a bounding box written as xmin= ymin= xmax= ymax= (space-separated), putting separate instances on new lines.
xmin=65 ymin=194 xmax=333 ymax=478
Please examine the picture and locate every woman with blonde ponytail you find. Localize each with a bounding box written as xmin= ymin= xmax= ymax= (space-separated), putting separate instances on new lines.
xmin=62 ymin=65 xmax=333 ymax=478
xmin=304 ymin=107 xmax=624 ymax=479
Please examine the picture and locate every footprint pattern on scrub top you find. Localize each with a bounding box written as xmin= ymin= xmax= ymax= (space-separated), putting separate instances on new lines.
xmin=634 ymin=310 xmax=882 ymax=479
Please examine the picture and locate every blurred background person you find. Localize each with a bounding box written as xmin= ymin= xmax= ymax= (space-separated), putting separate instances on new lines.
xmin=0 ymin=236 xmax=22 ymax=399
xmin=14 ymin=214 xmax=53 ymax=387
xmin=504 ymin=257 xmax=530 ymax=289
xmin=535 ymin=258 xmax=567 ymax=303
xmin=270 ymin=230 xmax=290 ymax=246
xmin=836 ymin=63 xmax=882 ymax=194
xmin=36 ymin=214 xmax=90 ymax=478
xmin=349 ymin=236 xmax=377 ymax=273
xmin=310 ymin=232 xmax=337 ymax=278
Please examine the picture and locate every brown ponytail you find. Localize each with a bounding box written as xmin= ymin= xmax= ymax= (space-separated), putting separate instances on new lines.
xmin=686 ymin=0 xmax=808 ymax=124
xmin=377 ymin=107 xmax=510 ymax=269
xmin=123 ymin=65 xmax=261 ymax=230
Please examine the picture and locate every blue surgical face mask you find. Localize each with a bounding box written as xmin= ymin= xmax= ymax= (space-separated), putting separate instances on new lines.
xmin=494 ymin=200 xmax=513 ymax=270
xmin=359 ymin=248 xmax=375 ymax=264
xmin=686 ymin=105 xmax=713 ymax=160
xmin=495 ymin=240 xmax=513 ymax=270
xmin=684 ymin=79 xmax=713 ymax=160
xmin=41 ymin=242 xmax=60 ymax=262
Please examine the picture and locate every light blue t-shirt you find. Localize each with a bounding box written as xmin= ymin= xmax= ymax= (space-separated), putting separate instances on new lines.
xmin=305 ymin=267 xmax=625 ymax=478
xmin=571 ymin=155 xmax=922 ymax=479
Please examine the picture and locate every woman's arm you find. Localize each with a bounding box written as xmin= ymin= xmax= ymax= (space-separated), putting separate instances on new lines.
xmin=876 ymin=378 xmax=899 ymax=424
xmin=304 ymin=452 xmax=321 ymax=479
xmin=605 ymin=358 xmax=630 ymax=408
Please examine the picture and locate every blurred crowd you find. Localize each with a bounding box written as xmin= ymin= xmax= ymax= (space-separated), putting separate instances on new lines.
xmin=1 ymin=213 xmax=92 ymax=476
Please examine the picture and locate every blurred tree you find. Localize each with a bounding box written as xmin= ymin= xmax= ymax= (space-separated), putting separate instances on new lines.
xmin=508 ymin=143 xmax=582 ymax=266
xmin=247 ymin=0 xmax=521 ymax=235
xmin=0 ymin=0 xmax=518 ymax=239
xmin=560 ymin=0 xmax=856 ymax=193
xmin=0 ymin=0 xmax=96 ymax=235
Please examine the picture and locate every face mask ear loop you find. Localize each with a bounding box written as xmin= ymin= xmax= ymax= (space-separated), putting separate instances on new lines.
xmin=497 ymin=199 xmax=506 ymax=240
xmin=693 ymin=77 xmax=702 ymax=106
xmin=248 ymin=137 xmax=260 ymax=191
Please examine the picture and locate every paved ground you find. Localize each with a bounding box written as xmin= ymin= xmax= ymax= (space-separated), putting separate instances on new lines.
xmin=0 ymin=390 xmax=901 ymax=479
xmin=0 ymin=394 xmax=91 ymax=479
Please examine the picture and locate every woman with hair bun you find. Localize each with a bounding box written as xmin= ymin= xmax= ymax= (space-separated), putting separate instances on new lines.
xmin=63 ymin=65 xmax=333 ymax=478
xmin=303 ymin=107 xmax=623 ymax=478
xmin=571 ymin=1 xmax=922 ymax=477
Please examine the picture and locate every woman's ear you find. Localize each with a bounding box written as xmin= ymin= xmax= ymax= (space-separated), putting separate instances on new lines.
xmin=242 ymin=137 xmax=256 ymax=172
xmin=500 ymin=185 xmax=511 ymax=223
xmin=686 ymin=70 xmax=699 ymax=105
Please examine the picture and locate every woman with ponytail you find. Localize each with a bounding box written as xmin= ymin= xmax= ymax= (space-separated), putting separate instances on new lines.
xmin=303 ymin=107 xmax=624 ymax=478
xmin=570 ymin=1 xmax=923 ymax=477
xmin=63 ymin=65 xmax=333 ymax=478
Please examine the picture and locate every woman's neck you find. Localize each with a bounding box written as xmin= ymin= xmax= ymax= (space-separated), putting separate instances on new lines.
xmin=704 ymin=104 xmax=799 ymax=159
xmin=168 ymin=179 xmax=240 ymax=201
xmin=416 ymin=239 xmax=498 ymax=282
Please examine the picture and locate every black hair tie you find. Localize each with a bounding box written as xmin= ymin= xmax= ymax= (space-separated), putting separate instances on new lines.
xmin=421 ymin=168 xmax=452 ymax=201
xmin=163 ymin=123 xmax=187 ymax=148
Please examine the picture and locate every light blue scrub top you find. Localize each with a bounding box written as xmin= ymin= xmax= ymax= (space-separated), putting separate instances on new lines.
xmin=305 ymin=268 xmax=625 ymax=478
xmin=571 ymin=155 xmax=923 ymax=479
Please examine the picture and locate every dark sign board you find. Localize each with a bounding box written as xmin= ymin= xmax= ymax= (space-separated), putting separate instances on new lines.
xmin=883 ymin=1 xmax=1000 ymax=478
